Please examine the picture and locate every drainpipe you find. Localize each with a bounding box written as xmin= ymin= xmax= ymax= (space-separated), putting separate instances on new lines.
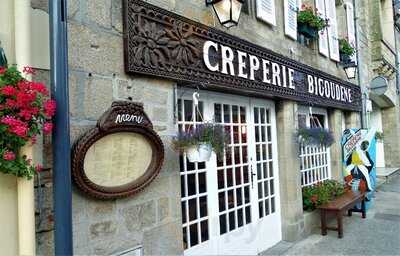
xmin=14 ymin=0 xmax=36 ymax=255
xmin=353 ymin=0 xmax=367 ymax=128
xmin=49 ymin=0 xmax=73 ymax=254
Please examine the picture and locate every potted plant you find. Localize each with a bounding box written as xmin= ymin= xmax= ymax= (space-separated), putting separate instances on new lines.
xmin=339 ymin=38 xmax=355 ymax=64
xmin=172 ymin=123 xmax=228 ymax=162
xmin=303 ymin=180 xmax=346 ymax=211
xmin=297 ymin=4 xmax=328 ymax=40
xmin=0 ymin=66 xmax=56 ymax=179
xmin=375 ymin=131 xmax=384 ymax=142
xmin=297 ymin=127 xmax=335 ymax=147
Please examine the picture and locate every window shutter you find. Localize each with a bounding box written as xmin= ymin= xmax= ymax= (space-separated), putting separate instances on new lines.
xmin=327 ymin=0 xmax=339 ymax=61
xmin=256 ymin=0 xmax=276 ymax=26
xmin=315 ymin=0 xmax=329 ymax=57
xmin=345 ymin=3 xmax=357 ymax=63
xmin=284 ymin=0 xmax=300 ymax=40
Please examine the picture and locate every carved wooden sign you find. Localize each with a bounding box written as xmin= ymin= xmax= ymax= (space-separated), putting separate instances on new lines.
xmin=71 ymin=101 xmax=164 ymax=199
xmin=123 ymin=0 xmax=362 ymax=111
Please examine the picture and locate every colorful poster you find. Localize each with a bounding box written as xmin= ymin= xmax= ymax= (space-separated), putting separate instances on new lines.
xmin=342 ymin=128 xmax=377 ymax=210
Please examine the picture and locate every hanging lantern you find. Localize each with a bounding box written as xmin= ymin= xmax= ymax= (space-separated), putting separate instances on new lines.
xmin=205 ymin=0 xmax=244 ymax=28
xmin=343 ymin=63 xmax=357 ymax=80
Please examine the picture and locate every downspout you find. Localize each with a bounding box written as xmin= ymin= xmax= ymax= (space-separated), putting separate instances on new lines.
xmin=49 ymin=0 xmax=73 ymax=254
xmin=14 ymin=0 xmax=36 ymax=255
xmin=353 ymin=0 xmax=368 ymax=128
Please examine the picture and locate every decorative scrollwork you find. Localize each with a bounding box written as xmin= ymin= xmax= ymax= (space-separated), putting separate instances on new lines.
xmin=166 ymin=23 xmax=200 ymax=66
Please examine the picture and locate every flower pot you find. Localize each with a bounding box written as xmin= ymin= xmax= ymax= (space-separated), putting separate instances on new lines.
xmin=340 ymin=52 xmax=352 ymax=64
xmin=186 ymin=143 xmax=212 ymax=162
xmin=298 ymin=23 xmax=318 ymax=40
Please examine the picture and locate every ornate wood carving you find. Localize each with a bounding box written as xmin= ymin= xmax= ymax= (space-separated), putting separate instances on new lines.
xmin=71 ymin=101 xmax=164 ymax=200
xmin=123 ymin=0 xmax=362 ymax=111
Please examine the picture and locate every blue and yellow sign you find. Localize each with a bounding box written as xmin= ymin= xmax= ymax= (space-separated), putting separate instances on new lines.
xmin=342 ymin=128 xmax=377 ymax=210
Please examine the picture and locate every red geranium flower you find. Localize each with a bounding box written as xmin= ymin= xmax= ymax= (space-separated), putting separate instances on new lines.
xmin=35 ymin=164 xmax=43 ymax=173
xmin=1 ymin=85 xmax=17 ymax=96
xmin=22 ymin=66 xmax=36 ymax=75
xmin=3 ymin=151 xmax=16 ymax=161
xmin=43 ymin=99 xmax=56 ymax=117
xmin=0 ymin=67 xmax=6 ymax=74
xmin=43 ymin=122 xmax=53 ymax=134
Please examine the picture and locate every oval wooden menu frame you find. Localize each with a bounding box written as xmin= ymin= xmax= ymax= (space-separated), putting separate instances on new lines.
xmin=71 ymin=101 xmax=164 ymax=200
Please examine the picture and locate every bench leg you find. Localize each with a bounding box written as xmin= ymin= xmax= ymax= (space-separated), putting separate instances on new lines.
xmin=347 ymin=209 xmax=352 ymax=216
xmin=321 ymin=210 xmax=327 ymax=236
xmin=337 ymin=211 xmax=343 ymax=239
xmin=361 ymin=199 xmax=366 ymax=219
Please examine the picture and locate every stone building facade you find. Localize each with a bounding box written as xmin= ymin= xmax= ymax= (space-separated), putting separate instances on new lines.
xmin=26 ymin=0 xmax=399 ymax=255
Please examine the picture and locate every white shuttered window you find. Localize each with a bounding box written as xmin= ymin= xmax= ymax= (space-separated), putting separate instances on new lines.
xmin=345 ymin=3 xmax=357 ymax=63
xmin=315 ymin=0 xmax=329 ymax=56
xmin=256 ymin=0 xmax=276 ymax=26
xmin=284 ymin=0 xmax=301 ymax=40
xmin=326 ymin=0 xmax=340 ymax=61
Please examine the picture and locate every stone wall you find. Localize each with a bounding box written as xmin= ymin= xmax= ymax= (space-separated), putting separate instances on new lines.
xmin=67 ymin=0 xmax=182 ymax=253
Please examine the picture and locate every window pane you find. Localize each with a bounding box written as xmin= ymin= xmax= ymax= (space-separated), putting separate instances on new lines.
xmin=237 ymin=208 xmax=244 ymax=227
xmin=219 ymin=192 xmax=226 ymax=212
xmin=236 ymin=187 xmax=243 ymax=206
xmin=201 ymin=220 xmax=209 ymax=242
xmin=215 ymin=104 xmax=222 ymax=123
xmin=240 ymin=107 xmax=246 ymax=123
xmin=190 ymin=223 xmax=198 ymax=247
xmin=184 ymin=100 xmax=193 ymax=122
xmin=227 ymin=168 xmax=233 ymax=187
xmin=235 ymin=167 xmax=242 ymax=185
xmin=229 ymin=211 xmax=236 ymax=231
xmin=245 ymin=206 xmax=251 ymax=224
xmin=187 ymin=174 xmax=196 ymax=196
xmin=198 ymin=172 xmax=207 ymax=193
xmin=220 ymin=214 xmax=227 ymax=234
xmin=232 ymin=106 xmax=239 ymax=123
xmin=181 ymin=201 xmax=187 ymax=224
xmin=189 ymin=198 xmax=197 ymax=221
xmin=228 ymin=190 xmax=234 ymax=209
xmin=218 ymin=169 xmax=225 ymax=189
xmin=224 ymin=104 xmax=231 ymax=123
xmin=199 ymin=196 xmax=208 ymax=218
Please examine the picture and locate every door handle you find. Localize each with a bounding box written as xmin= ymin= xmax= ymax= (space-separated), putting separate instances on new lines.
xmin=251 ymin=170 xmax=256 ymax=189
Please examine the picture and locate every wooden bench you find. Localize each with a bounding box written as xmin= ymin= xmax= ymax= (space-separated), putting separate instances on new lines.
xmin=317 ymin=190 xmax=366 ymax=238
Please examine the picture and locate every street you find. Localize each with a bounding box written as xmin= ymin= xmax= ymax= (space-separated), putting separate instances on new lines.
xmin=262 ymin=174 xmax=400 ymax=256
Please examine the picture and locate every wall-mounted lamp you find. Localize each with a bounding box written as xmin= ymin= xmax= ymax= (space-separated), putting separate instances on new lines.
xmin=343 ymin=62 xmax=357 ymax=79
xmin=205 ymin=0 xmax=244 ymax=28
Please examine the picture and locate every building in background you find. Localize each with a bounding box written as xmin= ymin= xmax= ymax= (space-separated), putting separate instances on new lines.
xmin=357 ymin=0 xmax=400 ymax=174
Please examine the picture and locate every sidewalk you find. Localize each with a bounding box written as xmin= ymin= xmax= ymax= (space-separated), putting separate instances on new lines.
xmin=262 ymin=174 xmax=400 ymax=256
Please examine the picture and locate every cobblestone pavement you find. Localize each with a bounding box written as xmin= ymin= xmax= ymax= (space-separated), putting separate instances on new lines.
xmin=262 ymin=174 xmax=400 ymax=256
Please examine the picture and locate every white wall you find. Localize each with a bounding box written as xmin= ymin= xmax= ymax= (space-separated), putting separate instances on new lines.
xmin=370 ymin=105 xmax=386 ymax=168
xmin=0 ymin=1 xmax=19 ymax=255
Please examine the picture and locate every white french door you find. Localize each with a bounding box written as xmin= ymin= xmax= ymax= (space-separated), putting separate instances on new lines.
xmin=178 ymin=91 xmax=281 ymax=256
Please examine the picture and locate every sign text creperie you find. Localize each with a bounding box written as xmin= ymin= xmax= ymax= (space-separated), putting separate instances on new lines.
xmin=123 ymin=0 xmax=362 ymax=111
xmin=203 ymin=41 xmax=353 ymax=103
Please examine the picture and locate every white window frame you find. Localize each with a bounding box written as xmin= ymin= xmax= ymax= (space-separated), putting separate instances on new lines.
xmin=256 ymin=0 xmax=277 ymax=26
xmin=298 ymin=106 xmax=331 ymax=188
xmin=284 ymin=0 xmax=301 ymax=40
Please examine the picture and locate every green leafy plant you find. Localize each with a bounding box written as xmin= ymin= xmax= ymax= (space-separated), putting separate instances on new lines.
xmin=0 ymin=66 xmax=56 ymax=179
xmin=172 ymin=123 xmax=228 ymax=157
xmin=297 ymin=4 xmax=328 ymax=31
xmin=375 ymin=131 xmax=384 ymax=142
xmin=303 ymin=180 xmax=346 ymax=211
xmin=297 ymin=127 xmax=335 ymax=147
xmin=339 ymin=38 xmax=355 ymax=57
